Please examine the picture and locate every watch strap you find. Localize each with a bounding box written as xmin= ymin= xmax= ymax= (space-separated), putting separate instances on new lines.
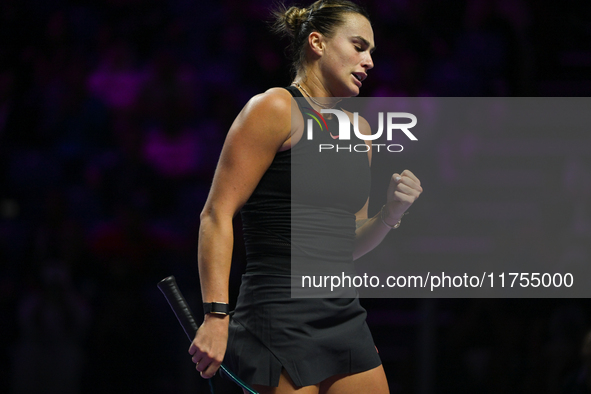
xmin=203 ymin=302 xmax=230 ymax=316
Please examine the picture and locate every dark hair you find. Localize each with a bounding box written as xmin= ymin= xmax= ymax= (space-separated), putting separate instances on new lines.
xmin=272 ymin=0 xmax=370 ymax=75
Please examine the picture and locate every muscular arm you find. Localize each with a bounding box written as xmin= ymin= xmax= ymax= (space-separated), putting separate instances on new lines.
xmin=190 ymin=88 xmax=293 ymax=378
xmin=352 ymin=116 xmax=422 ymax=260
xmin=198 ymin=91 xmax=290 ymax=303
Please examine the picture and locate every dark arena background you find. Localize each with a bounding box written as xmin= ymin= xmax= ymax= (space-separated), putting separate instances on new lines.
xmin=1 ymin=0 xmax=591 ymax=393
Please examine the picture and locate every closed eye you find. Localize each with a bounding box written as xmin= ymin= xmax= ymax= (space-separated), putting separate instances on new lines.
xmin=351 ymin=35 xmax=376 ymax=54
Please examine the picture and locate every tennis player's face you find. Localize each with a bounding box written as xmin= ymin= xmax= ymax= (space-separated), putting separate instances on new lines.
xmin=322 ymin=13 xmax=375 ymax=97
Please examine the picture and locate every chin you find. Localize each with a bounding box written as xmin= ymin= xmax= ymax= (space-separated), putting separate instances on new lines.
xmin=348 ymin=86 xmax=361 ymax=97
xmin=339 ymin=84 xmax=359 ymax=97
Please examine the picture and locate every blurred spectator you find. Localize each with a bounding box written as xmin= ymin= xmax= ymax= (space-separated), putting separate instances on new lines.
xmin=11 ymin=262 xmax=90 ymax=394
xmin=564 ymin=330 xmax=591 ymax=394
xmin=87 ymin=41 xmax=147 ymax=115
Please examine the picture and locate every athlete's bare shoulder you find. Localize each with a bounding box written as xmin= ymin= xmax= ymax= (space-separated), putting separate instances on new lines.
xmin=236 ymin=87 xmax=292 ymax=125
xmin=264 ymin=86 xmax=294 ymax=100
xmin=245 ymin=87 xmax=292 ymax=115
xmin=229 ymin=87 xmax=294 ymax=150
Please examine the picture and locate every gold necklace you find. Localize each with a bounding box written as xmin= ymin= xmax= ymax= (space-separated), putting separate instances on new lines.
xmin=292 ymin=83 xmax=342 ymax=109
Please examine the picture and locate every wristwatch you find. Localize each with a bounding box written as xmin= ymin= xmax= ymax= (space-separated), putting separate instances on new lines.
xmin=203 ymin=302 xmax=230 ymax=316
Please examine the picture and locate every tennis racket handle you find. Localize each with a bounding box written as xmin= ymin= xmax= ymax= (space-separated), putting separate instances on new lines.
xmin=157 ymin=276 xmax=200 ymax=342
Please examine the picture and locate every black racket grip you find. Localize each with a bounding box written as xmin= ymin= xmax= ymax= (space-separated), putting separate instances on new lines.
xmin=157 ymin=276 xmax=200 ymax=341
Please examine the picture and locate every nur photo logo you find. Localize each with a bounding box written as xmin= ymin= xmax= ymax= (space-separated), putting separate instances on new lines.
xmin=303 ymin=108 xmax=418 ymax=153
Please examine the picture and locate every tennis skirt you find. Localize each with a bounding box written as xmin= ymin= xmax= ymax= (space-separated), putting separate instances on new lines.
xmin=223 ymin=272 xmax=382 ymax=388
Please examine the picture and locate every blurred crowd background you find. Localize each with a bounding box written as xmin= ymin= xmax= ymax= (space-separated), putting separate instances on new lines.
xmin=1 ymin=0 xmax=591 ymax=393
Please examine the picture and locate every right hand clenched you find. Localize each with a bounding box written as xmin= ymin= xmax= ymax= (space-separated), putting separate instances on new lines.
xmin=188 ymin=314 xmax=230 ymax=378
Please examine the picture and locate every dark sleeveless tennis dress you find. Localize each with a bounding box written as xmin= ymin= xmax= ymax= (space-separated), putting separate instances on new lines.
xmin=223 ymin=86 xmax=382 ymax=387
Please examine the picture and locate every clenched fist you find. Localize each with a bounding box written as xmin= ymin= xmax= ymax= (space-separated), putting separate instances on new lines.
xmin=383 ymin=169 xmax=422 ymax=225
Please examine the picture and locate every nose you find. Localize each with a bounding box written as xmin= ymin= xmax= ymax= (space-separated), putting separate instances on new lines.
xmin=363 ymin=53 xmax=374 ymax=71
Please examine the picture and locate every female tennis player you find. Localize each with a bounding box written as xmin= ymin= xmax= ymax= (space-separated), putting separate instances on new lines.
xmin=189 ymin=1 xmax=423 ymax=393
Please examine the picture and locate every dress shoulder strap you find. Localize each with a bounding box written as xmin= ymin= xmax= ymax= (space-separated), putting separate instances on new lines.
xmin=284 ymin=85 xmax=303 ymax=98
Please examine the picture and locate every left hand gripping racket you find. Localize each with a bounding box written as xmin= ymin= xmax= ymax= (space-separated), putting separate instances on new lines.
xmin=157 ymin=276 xmax=259 ymax=394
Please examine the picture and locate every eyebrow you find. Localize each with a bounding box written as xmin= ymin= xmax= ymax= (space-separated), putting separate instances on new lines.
xmin=352 ymin=35 xmax=376 ymax=53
